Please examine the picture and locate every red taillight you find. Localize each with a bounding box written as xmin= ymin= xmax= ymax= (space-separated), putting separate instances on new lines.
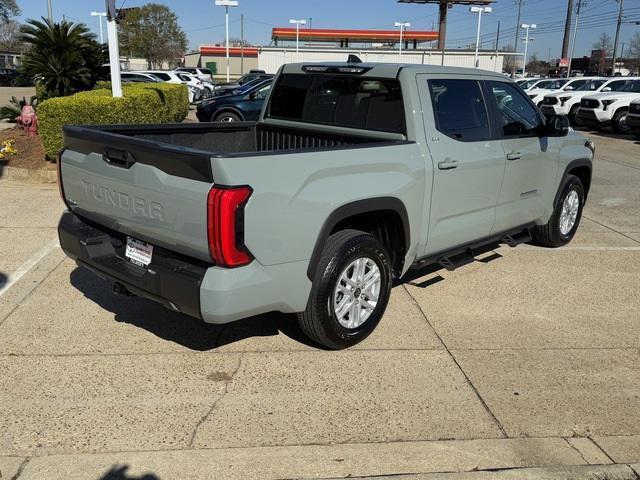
xmin=207 ymin=185 xmax=253 ymax=267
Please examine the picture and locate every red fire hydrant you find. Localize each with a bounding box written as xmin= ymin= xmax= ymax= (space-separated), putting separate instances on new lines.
xmin=16 ymin=105 xmax=38 ymax=137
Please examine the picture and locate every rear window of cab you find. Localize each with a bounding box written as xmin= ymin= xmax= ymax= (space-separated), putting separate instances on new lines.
xmin=267 ymin=73 xmax=406 ymax=135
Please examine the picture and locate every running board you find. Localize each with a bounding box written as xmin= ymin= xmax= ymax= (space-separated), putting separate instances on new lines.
xmin=502 ymin=229 xmax=532 ymax=248
xmin=437 ymin=251 xmax=475 ymax=272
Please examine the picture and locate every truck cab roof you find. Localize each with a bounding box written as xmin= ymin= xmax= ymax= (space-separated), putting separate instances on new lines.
xmin=280 ymin=62 xmax=509 ymax=80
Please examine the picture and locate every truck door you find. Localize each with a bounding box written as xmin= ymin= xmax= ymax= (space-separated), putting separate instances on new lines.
xmin=484 ymin=80 xmax=560 ymax=231
xmin=417 ymin=76 xmax=506 ymax=255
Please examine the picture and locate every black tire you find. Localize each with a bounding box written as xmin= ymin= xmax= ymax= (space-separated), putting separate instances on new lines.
xmin=533 ymin=175 xmax=584 ymax=247
xmin=213 ymin=111 xmax=241 ymax=122
xmin=298 ymin=229 xmax=392 ymax=350
xmin=568 ymin=105 xmax=580 ymax=127
xmin=612 ymin=110 xmax=629 ymax=134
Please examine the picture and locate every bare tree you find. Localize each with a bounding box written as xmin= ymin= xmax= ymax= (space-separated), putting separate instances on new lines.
xmin=0 ymin=19 xmax=26 ymax=52
xmin=629 ymin=32 xmax=640 ymax=74
xmin=501 ymin=44 xmax=517 ymax=73
xmin=592 ymin=32 xmax=613 ymax=56
xmin=0 ymin=0 xmax=19 ymax=22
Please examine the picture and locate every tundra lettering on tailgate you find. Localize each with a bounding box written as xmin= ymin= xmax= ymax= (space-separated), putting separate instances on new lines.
xmin=81 ymin=180 xmax=164 ymax=221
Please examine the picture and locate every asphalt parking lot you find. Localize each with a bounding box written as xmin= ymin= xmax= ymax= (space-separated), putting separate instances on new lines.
xmin=0 ymin=131 xmax=639 ymax=480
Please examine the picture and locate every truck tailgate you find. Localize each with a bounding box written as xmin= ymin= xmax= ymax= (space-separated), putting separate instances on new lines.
xmin=60 ymin=126 xmax=214 ymax=263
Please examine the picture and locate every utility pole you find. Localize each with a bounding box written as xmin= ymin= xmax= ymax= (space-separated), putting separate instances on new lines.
xmin=568 ymin=0 xmax=582 ymax=77
xmin=105 ymin=0 xmax=122 ymax=98
xmin=47 ymin=0 xmax=53 ymax=22
xmin=562 ymin=0 xmax=573 ymax=60
xmin=612 ymin=0 xmax=624 ymax=76
xmin=494 ymin=20 xmax=501 ymax=71
xmin=512 ymin=0 xmax=523 ymax=77
xmin=240 ymin=13 xmax=244 ymax=75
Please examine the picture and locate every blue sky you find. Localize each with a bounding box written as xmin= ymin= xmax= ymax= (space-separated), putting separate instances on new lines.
xmin=18 ymin=0 xmax=640 ymax=59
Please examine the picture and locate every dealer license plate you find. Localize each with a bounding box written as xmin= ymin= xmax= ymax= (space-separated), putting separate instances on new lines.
xmin=125 ymin=237 xmax=153 ymax=267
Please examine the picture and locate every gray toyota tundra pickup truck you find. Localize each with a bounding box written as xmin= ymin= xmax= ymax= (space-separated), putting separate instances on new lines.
xmin=57 ymin=63 xmax=595 ymax=349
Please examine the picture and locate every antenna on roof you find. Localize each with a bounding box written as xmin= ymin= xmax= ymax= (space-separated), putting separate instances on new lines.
xmin=347 ymin=54 xmax=363 ymax=63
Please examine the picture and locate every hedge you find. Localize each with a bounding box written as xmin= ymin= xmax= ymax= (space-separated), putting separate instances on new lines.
xmin=38 ymin=82 xmax=189 ymax=159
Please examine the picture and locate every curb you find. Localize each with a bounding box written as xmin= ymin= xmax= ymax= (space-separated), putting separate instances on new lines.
xmin=0 ymin=165 xmax=57 ymax=183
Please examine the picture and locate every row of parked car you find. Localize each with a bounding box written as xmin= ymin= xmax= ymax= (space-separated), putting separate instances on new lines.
xmin=516 ymin=76 xmax=640 ymax=136
xmin=120 ymin=67 xmax=273 ymax=105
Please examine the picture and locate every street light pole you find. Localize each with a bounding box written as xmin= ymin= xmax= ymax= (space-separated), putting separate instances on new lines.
xmin=394 ymin=21 xmax=410 ymax=57
xmin=90 ymin=11 xmax=107 ymax=44
xmin=521 ymin=23 xmax=536 ymax=77
xmin=289 ymin=19 xmax=307 ymax=57
xmin=215 ymin=0 xmax=238 ymax=83
xmin=47 ymin=0 xmax=53 ymax=22
xmin=470 ymin=6 xmax=492 ymax=68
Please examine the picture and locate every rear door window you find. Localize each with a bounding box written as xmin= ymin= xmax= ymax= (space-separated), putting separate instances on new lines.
xmin=428 ymin=79 xmax=491 ymax=141
xmin=268 ymin=74 xmax=406 ymax=134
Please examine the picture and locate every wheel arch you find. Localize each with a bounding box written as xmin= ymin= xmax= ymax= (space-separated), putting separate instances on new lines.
xmin=306 ymin=197 xmax=411 ymax=281
xmin=212 ymin=107 xmax=244 ymax=122
xmin=557 ymin=158 xmax=592 ymax=204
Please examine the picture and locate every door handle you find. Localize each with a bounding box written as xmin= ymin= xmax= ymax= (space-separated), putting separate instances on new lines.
xmin=438 ymin=159 xmax=458 ymax=170
xmin=506 ymin=152 xmax=522 ymax=161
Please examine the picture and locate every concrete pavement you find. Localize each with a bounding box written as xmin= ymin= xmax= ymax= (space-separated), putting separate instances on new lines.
xmin=0 ymin=132 xmax=638 ymax=479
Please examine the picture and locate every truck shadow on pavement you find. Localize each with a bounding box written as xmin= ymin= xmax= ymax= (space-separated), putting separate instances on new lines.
xmin=69 ymin=267 xmax=316 ymax=350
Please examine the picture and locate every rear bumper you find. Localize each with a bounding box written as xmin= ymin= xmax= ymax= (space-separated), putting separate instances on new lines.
xmin=58 ymin=211 xmax=206 ymax=319
xmin=58 ymin=211 xmax=312 ymax=324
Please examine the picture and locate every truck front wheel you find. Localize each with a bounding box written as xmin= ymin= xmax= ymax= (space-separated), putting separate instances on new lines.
xmin=533 ymin=175 xmax=584 ymax=247
xmin=299 ymin=229 xmax=392 ymax=350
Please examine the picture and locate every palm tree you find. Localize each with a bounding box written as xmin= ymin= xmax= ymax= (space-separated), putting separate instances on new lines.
xmin=19 ymin=18 xmax=106 ymax=99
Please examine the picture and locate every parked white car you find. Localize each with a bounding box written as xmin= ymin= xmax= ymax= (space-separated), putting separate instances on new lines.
xmin=626 ymin=98 xmax=640 ymax=137
xmin=527 ymin=77 xmax=602 ymax=106
xmin=576 ymin=79 xmax=640 ymax=133
xmin=540 ymin=77 xmax=611 ymax=124
xmin=133 ymin=70 xmax=200 ymax=103
xmin=520 ymin=78 xmax=553 ymax=91
xmin=176 ymin=72 xmax=214 ymax=95
xmin=120 ymin=72 xmax=163 ymax=83
xmin=175 ymin=67 xmax=213 ymax=82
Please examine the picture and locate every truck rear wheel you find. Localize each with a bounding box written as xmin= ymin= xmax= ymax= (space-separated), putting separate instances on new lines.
xmin=533 ymin=175 xmax=584 ymax=247
xmin=298 ymin=229 xmax=392 ymax=350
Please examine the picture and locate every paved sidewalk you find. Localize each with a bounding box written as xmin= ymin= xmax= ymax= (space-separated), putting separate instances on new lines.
xmin=0 ymin=133 xmax=638 ymax=480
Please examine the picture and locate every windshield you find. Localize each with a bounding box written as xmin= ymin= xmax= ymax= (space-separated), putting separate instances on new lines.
xmin=533 ymin=80 xmax=552 ymax=89
xmin=546 ymin=79 xmax=569 ymax=90
xmin=577 ymin=80 xmax=606 ymax=91
xmin=621 ymin=80 xmax=640 ymax=93
xmin=236 ymin=78 xmax=266 ymax=93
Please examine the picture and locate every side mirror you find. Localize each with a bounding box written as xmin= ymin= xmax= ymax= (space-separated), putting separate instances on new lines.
xmin=543 ymin=114 xmax=570 ymax=137
xmin=602 ymin=87 xmax=612 ymax=92
xmin=564 ymin=86 xmax=575 ymax=91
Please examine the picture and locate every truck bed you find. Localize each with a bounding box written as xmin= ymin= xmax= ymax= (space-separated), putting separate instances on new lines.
xmin=62 ymin=122 xmax=402 ymax=182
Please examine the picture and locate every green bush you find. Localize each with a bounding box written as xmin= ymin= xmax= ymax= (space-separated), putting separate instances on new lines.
xmin=38 ymin=82 xmax=189 ymax=159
